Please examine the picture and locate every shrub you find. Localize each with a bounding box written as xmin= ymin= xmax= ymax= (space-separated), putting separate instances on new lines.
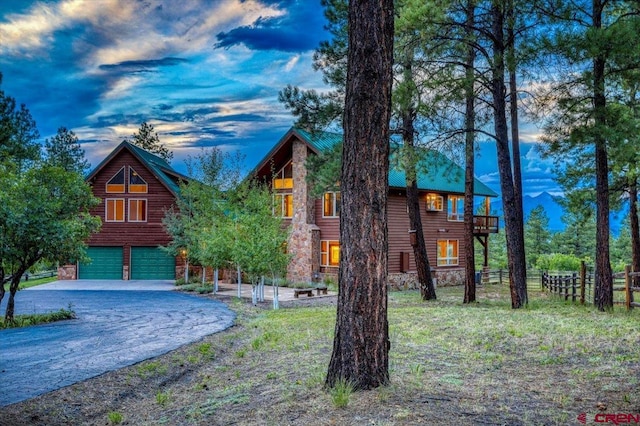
xmin=536 ymin=253 xmax=582 ymax=272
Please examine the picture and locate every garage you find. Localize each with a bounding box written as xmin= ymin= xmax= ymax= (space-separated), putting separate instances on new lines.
xmin=79 ymin=247 xmax=123 ymax=279
xmin=130 ymin=247 xmax=175 ymax=280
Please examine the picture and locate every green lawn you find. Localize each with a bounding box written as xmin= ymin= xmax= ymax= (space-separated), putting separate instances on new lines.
xmin=2 ymin=275 xmax=57 ymax=291
xmin=3 ymin=283 xmax=639 ymax=425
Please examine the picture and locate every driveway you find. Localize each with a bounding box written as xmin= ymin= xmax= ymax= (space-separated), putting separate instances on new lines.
xmin=0 ymin=280 xmax=235 ymax=407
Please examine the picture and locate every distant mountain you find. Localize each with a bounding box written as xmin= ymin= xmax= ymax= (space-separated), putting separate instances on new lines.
xmin=523 ymin=192 xmax=565 ymax=231
xmin=482 ymin=191 xmax=625 ymax=235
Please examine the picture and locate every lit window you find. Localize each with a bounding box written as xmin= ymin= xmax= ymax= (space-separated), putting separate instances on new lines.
xmin=129 ymin=167 xmax=148 ymax=193
xmin=273 ymin=161 xmax=293 ymax=189
xmin=105 ymin=199 xmax=125 ymax=222
xmin=425 ymin=193 xmax=443 ymax=211
xmin=448 ymin=195 xmax=464 ymax=221
xmin=128 ymin=199 xmax=147 ymax=222
xmin=323 ymin=192 xmax=340 ymax=217
xmin=274 ymin=193 xmax=293 ymax=218
xmin=106 ymin=168 xmax=125 ymax=193
xmin=321 ymin=240 xmax=340 ymax=267
xmin=437 ymin=240 xmax=459 ymax=266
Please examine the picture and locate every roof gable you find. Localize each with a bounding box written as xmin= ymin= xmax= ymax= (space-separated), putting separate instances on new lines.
xmin=86 ymin=141 xmax=188 ymax=195
xmin=257 ymin=127 xmax=497 ymax=197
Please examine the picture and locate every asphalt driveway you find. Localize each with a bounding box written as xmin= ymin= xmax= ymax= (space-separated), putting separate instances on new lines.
xmin=0 ymin=280 xmax=236 ymax=407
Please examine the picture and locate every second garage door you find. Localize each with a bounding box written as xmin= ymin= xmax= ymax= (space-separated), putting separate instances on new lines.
xmin=130 ymin=247 xmax=175 ymax=280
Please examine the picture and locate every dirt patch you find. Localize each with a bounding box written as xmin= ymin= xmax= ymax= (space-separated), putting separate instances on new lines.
xmin=1 ymin=288 xmax=638 ymax=426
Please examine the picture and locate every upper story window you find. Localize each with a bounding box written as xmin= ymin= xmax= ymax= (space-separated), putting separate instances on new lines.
xmin=273 ymin=161 xmax=293 ymax=189
xmin=274 ymin=193 xmax=293 ymax=218
xmin=105 ymin=199 xmax=125 ymax=222
xmin=425 ymin=193 xmax=443 ymax=211
xmin=448 ymin=195 xmax=464 ymax=221
xmin=323 ymin=192 xmax=340 ymax=218
xmin=106 ymin=167 xmax=125 ymax=193
xmin=128 ymin=199 xmax=147 ymax=222
xmin=129 ymin=167 xmax=148 ymax=193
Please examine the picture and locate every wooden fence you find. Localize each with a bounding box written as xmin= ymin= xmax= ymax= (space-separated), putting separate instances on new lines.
xmin=612 ymin=265 xmax=640 ymax=310
xmin=542 ymin=262 xmax=640 ymax=310
xmin=541 ymin=268 xmax=592 ymax=304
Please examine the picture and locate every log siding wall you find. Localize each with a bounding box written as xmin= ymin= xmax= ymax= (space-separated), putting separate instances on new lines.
xmin=86 ymin=150 xmax=178 ymax=274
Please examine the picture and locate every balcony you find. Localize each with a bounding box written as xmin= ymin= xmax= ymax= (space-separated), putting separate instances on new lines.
xmin=473 ymin=215 xmax=499 ymax=234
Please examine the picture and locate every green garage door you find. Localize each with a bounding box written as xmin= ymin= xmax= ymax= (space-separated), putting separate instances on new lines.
xmin=131 ymin=247 xmax=175 ymax=280
xmin=79 ymin=247 xmax=123 ymax=279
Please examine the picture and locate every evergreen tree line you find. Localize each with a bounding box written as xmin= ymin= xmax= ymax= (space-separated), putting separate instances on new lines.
xmin=281 ymin=0 xmax=640 ymax=312
xmin=487 ymin=204 xmax=632 ymax=273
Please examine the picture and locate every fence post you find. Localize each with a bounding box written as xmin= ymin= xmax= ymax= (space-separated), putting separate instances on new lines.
xmin=580 ymin=261 xmax=586 ymax=305
xmin=564 ymin=275 xmax=569 ymax=300
xmin=499 ymin=269 xmax=503 ymax=286
xmin=625 ymin=264 xmax=632 ymax=311
xmin=572 ymin=273 xmax=577 ymax=302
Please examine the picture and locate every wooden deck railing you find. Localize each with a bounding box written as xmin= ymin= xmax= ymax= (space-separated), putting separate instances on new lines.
xmin=473 ymin=215 xmax=499 ymax=234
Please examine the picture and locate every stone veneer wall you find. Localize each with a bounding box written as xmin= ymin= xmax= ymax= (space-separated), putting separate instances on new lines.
xmin=58 ymin=264 xmax=77 ymax=280
xmin=286 ymin=139 xmax=318 ymax=284
xmin=388 ymin=269 xmax=465 ymax=290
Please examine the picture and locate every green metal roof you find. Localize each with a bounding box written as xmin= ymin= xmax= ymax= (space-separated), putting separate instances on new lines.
xmin=125 ymin=142 xmax=185 ymax=194
xmin=86 ymin=141 xmax=188 ymax=195
xmin=294 ymin=127 xmax=343 ymax=153
xmin=292 ymin=127 xmax=498 ymax=197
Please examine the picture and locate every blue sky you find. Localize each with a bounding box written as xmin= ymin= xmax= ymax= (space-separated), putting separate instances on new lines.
xmin=0 ymin=0 xmax=559 ymax=196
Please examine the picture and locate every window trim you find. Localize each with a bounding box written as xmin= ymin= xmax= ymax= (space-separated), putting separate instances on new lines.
xmin=321 ymin=240 xmax=340 ymax=267
xmin=425 ymin=193 xmax=443 ymax=211
xmin=128 ymin=198 xmax=148 ymax=222
xmin=105 ymin=198 xmax=125 ymax=222
xmin=322 ymin=191 xmax=340 ymax=218
xmin=273 ymin=192 xmax=293 ymax=218
xmin=106 ymin=167 xmax=126 ymax=193
xmin=273 ymin=161 xmax=293 ymax=189
xmin=447 ymin=195 xmax=464 ymax=222
xmin=437 ymin=239 xmax=459 ymax=266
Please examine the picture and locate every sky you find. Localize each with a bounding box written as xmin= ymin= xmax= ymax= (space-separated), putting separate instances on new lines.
xmin=0 ymin=0 xmax=559 ymax=197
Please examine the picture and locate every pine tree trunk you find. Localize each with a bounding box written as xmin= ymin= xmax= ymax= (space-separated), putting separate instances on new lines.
xmin=507 ymin=0 xmax=525 ymax=269
xmin=326 ymin=0 xmax=394 ymax=390
xmin=463 ymin=0 xmax=477 ymax=304
xmin=399 ymin=68 xmax=436 ymax=301
xmin=407 ymin=177 xmax=436 ymax=301
xmin=490 ymin=0 xmax=527 ymax=308
xmin=629 ymin=180 xmax=640 ymax=300
xmin=592 ymin=0 xmax=613 ymax=311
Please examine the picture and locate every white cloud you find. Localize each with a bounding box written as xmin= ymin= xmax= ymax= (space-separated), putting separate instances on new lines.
xmin=283 ymin=55 xmax=300 ymax=72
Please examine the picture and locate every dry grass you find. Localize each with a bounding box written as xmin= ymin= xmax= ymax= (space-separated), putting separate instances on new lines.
xmin=1 ymin=285 xmax=639 ymax=426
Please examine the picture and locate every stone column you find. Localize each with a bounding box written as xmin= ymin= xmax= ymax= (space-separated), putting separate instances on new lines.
xmin=286 ymin=139 xmax=317 ymax=284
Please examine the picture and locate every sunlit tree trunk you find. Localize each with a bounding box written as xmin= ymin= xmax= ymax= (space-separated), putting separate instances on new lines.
xmin=326 ymin=0 xmax=394 ymax=390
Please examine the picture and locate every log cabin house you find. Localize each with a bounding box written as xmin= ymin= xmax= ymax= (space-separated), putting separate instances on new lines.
xmin=58 ymin=141 xmax=189 ymax=280
xmin=253 ymin=127 xmax=499 ymax=287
